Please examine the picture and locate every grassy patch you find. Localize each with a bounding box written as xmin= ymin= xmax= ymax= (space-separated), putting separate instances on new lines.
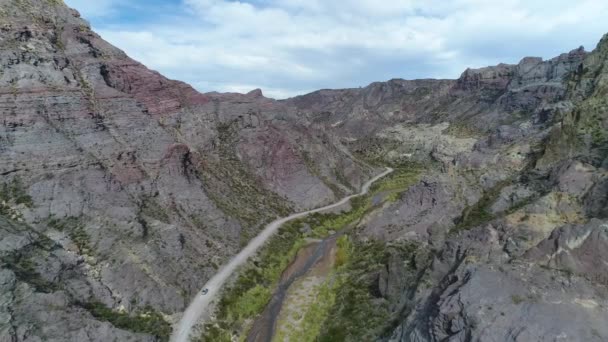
xmin=321 ymin=240 xmax=390 ymax=341
xmin=306 ymin=197 xmax=369 ymax=238
xmin=81 ymin=301 xmax=171 ymax=341
xmin=307 ymin=166 xmax=421 ymax=238
xmin=442 ymin=122 xmax=485 ymax=139
xmin=369 ymin=167 xmax=421 ymax=194
xmin=335 ymin=235 xmax=352 ymax=267
xmin=234 ymin=285 xmax=271 ymax=318
xmin=275 ymin=238 xmax=370 ymax=341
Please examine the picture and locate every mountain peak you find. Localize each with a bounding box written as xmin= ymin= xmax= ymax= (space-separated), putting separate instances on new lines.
xmin=247 ymin=88 xmax=264 ymax=98
xmin=596 ymin=32 xmax=608 ymax=53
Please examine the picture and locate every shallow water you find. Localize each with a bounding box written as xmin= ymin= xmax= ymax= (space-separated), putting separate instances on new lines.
xmin=246 ymin=235 xmax=338 ymax=342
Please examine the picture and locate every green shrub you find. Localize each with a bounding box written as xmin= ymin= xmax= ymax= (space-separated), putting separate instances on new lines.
xmin=0 ymin=177 xmax=33 ymax=208
xmin=82 ymin=302 xmax=171 ymax=341
xmin=2 ymin=254 xmax=58 ymax=293
xmin=201 ymin=166 xmax=423 ymax=340
xmin=369 ymin=167 xmax=420 ymax=194
xmin=452 ymin=180 xmax=511 ymax=233
xmin=317 ymin=240 xmax=390 ymax=341
xmin=202 ymin=219 xmax=306 ymax=340
xmin=234 ymin=285 xmax=271 ymax=318
xmin=317 ymin=240 xmax=422 ymax=342
xmin=335 ymin=235 xmax=352 ymax=267
xmin=47 ymin=216 xmax=80 ymax=231
xmin=443 ymin=122 xmax=485 ymax=138
xmin=46 ymin=216 xmax=93 ymax=254
xmin=291 ymin=277 xmax=342 ymax=342
xmin=511 ymin=295 xmax=525 ymax=305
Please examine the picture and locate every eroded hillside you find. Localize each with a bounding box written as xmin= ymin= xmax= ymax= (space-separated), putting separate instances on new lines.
xmin=0 ymin=1 xmax=371 ymax=340
xmin=0 ymin=0 xmax=607 ymax=341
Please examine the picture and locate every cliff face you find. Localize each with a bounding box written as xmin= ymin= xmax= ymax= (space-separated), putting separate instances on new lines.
xmin=285 ymin=46 xmax=587 ymax=136
xmin=1 ymin=1 xmax=607 ymax=341
xmin=307 ymin=37 xmax=608 ymax=342
xmin=0 ymin=1 xmax=371 ymax=340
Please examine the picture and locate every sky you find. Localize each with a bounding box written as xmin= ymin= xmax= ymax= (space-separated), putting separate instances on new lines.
xmin=63 ymin=0 xmax=608 ymax=99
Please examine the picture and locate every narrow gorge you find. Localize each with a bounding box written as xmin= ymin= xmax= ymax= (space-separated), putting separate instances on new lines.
xmin=0 ymin=1 xmax=607 ymax=342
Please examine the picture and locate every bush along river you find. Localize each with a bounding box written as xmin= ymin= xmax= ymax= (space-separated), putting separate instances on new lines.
xmin=199 ymin=166 xmax=423 ymax=342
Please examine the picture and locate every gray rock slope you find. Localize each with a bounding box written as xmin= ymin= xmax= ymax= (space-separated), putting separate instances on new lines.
xmin=1 ymin=0 xmax=607 ymax=341
xmin=0 ymin=1 xmax=370 ymax=340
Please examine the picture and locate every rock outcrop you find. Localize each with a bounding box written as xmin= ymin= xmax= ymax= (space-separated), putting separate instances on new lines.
xmin=0 ymin=1 xmax=371 ymax=340
xmin=1 ymin=1 xmax=608 ymax=341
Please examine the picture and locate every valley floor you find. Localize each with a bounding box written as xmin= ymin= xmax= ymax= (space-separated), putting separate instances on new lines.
xmin=173 ymin=168 xmax=397 ymax=342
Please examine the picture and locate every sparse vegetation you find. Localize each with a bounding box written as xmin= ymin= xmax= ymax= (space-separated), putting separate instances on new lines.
xmin=511 ymin=294 xmax=525 ymax=304
xmin=0 ymin=218 xmax=59 ymax=293
xmin=505 ymin=195 xmax=537 ymax=215
xmin=0 ymin=177 xmax=34 ymax=207
xmin=47 ymin=215 xmax=79 ymax=231
xmin=46 ymin=216 xmax=92 ymax=254
xmin=201 ymin=120 xmax=292 ymax=227
xmin=301 ymin=151 xmax=346 ymax=198
xmin=201 ymin=165 xmax=422 ymax=341
xmin=139 ymin=197 xmax=170 ymax=223
xmin=510 ymin=293 xmax=539 ymax=305
xmin=335 ymin=168 xmax=355 ymax=192
xmin=277 ymin=276 xmax=342 ymax=342
xmin=443 ymin=122 xmax=485 ymax=138
xmin=70 ymin=224 xmax=92 ymax=254
xmin=369 ymin=166 xmax=421 ymax=194
xmin=452 ymin=180 xmax=511 ymax=233
xmin=3 ymin=253 xmax=58 ymax=293
xmin=348 ymin=137 xmax=404 ymax=166
xmin=575 ymin=98 xmax=608 ymax=163
xmin=81 ymin=301 xmax=172 ymax=341
xmin=201 ymin=218 xmax=306 ymax=341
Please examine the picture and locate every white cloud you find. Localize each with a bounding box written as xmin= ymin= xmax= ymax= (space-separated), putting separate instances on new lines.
xmin=67 ymin=0 xmax=608 ymax=99
xmin=64 ymin=0 xmax=123 ymax=17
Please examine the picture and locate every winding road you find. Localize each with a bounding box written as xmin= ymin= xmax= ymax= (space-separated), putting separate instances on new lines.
xmin=170 ymin=167 xmax=394 ymax=342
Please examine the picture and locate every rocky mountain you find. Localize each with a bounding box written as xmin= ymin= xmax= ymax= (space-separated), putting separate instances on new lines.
xmin=0 ymin=1 xmax=372 ymax=340
xmin=0 ymin=1 xmax=607 ymax=342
